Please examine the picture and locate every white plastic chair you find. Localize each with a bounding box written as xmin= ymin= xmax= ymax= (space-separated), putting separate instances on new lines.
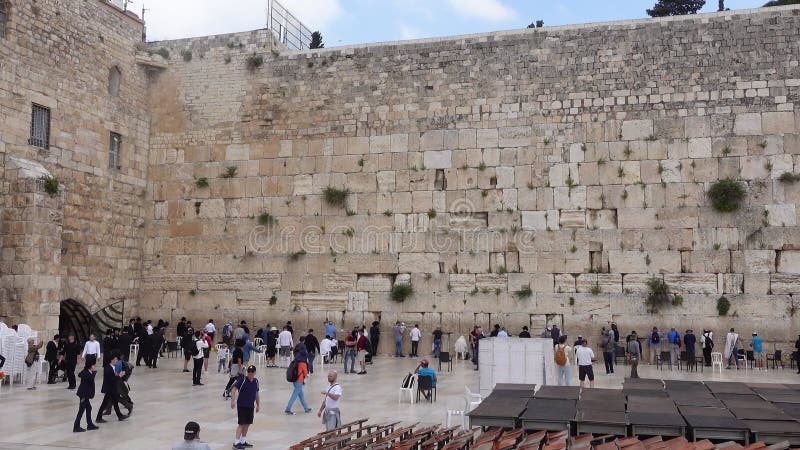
xmin=130 ymin=344 xmax=139 ymax=361
xmin=320 ymin=349 xmax=330 ymax=372
xmin=253 ymin=345 xmax=267 ymax=367
xmin=253 ymin=337 xmax=263 ymax=346
xmin=736 ymin=350 xmax=748 ymax=371
xmin=454 ymin=336 xmax=468 ymax=360
xmin=399 ymin=373 xmax=417 ymax=404
xmin=711 ymin=352 xmax=723 ymax=374
xmin=464 ymin=385 xmax=483 ymax=411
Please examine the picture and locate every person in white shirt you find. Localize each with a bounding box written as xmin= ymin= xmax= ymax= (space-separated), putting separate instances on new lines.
xmin=146 ymin=321 xmax=154 ymax=335
xmin=317 ymin=371 xmax=342 ymax=431
xmin=320 ymin=336 xmax=333 ymax=363
xmin=278 ymin=326 xmax=293 ymax=368
xmin=205 ymin=320 xmax=216 ymax=341
xmin=497 ymin=328 xmax=509 ymax=338
xmin=574 ymin=338 xmax=595 ymax=389
xmin=81 ymin=334 xmax=101 ymax=365
xmin=410 ymin=324 xmax=422 ymax=357
xmin=192 ymin=331 xmax=209 ymax=386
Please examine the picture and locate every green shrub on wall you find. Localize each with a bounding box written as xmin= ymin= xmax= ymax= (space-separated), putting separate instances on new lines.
xmin=717 ymin=296 xmax=731 ymax=316
xmin=391 ymin=283 xmax=413 ymax=302
xmin=707 ymin=178 xmax=746 ymax=212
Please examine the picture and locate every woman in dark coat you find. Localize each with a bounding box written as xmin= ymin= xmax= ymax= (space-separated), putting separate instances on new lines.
xmin=74 ymin=362 xmax=98 ymax=432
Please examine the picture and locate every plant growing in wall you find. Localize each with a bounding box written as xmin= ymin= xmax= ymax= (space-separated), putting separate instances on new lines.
xmin=514 ymin=286 xmax=532 ymax=300
xmin=707 ymin=178 xmax=746 ymax=212
xmin=246 ymin=54 xmax=264 ymax=70
xmin=151 ymin=47 xmax=170 ymax=59
xmin=644 ymin=277 xmax=682 ymax=313
xmin=778 ymin=172 xmax=800 ymax=184
xmin=717 ymin=296 xmax=731 ymax=316
xmin=323 ymin=186 xmax=349 ymax=208
xmin=40 ymin=174 xmax=60 ymax=197
xmin=195 ymin=177 xmax=209 ymax=188
xmin=289 ymin=250 xmax=306 ymax=262
xmin=257 ymin=212 xmax=276 ymax=226
xmin=391 ymin=283 xmax=414 ymax=302
xmin=181 ymin=50 xmax=192 ymax=62
xmin=221 ymin=166 xmax=237 ymax=178
xmin=269 ymin=295 xmax=278 ymax=305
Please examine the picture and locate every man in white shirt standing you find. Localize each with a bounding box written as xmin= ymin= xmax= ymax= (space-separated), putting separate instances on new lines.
xmin=204 ymin=320 xmax=216 ymax=342
xmin=574 ymin=338 xmax=595 ymax=389
xmin=410 ymin=325 xmax=422 ymax=357
xmin=81 ymin=334 xmax=101 ymax=365
xmin=317 ymin=370 xmax=342 ymax=431
xmin=320 ymin=335 xmax=333 ymax=363
xmin=278 ymin=326 xmax=294 ymax=368
xmin=146 ymin=321 xmax=154 ymax=335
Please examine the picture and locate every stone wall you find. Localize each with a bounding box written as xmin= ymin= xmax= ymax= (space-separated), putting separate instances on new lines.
xmin=142 ymin=5 xmax=800 ymax=353
xmin=0 ymin=0 xmax=150 ymax=334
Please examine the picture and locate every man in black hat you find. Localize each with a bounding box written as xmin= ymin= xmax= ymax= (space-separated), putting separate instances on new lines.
xmin=172 ymin=421 xmax=211 ymax=450
xmin=230 ymin=365 xmax=260 ymax=449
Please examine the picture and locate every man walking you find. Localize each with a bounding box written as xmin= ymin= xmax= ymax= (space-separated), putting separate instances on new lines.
xmin=204 ymin=319 xmax=216 ymax=342
xmin=410 ymin=324 xmax=421 ymax=357
xmin=64 ymin=334 xmax=80 ymax=389
xmin=81 ymin=334 xmax=101 ymax=366
xmin=305 ymin=330 xmax=320 ymax=375
xmin=725 ymin=328 xmax=740 ymax=369
xmin=230 ymin=365 xmax=260 ymax=449
xmin=318 ymin=371 xmax=342 ymax=431
xmin=278 ymin=326 xmax=294 ymax=368
xmin=575 ymin=338 xmax=595 ymax=389
xmin=701 ymin=329 xmax=714 ymax=367
xmin=356 ymin=329 xmax=368 ymax=375
xmin=667 ymin=327 xmax=681 ymax=367
xmin=73 ymin=361 xmax=99 ymax=432
xmin=96 ymin=351 xmax=126 ymax=423
xmin=393 ymin=322 xmax=405 ymax=357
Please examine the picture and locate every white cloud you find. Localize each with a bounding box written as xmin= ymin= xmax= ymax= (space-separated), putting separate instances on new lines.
xmin=399 ymin=25 xmax=423 ymax=40
xmin=127 ymin=0 xmax=341 ymax=41
xmin=446 ymin=0 xmax=517 ymax=21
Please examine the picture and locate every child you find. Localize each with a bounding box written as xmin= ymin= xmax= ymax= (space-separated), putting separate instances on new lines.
xmin=218 ymin=343 xmax=229 ymax=373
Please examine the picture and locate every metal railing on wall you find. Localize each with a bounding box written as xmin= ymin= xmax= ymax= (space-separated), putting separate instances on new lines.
xmin=267 ymin=0 xmax=312 ymax=50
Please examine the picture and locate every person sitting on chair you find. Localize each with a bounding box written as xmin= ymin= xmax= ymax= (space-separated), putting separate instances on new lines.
xmin=414 ymin=359 xmax=436 ymax=399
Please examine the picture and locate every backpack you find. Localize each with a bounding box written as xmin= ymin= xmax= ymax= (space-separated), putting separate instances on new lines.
xmin=190 ymin=340 xmax=200 ymax=356
xmin=651 ymin=333 xmax=660 ymax=345
xmin=286 ymin=360 xmax=299 ymax=382
xmin=554 ymin=345 xmax=567 ymax=366
xmin=401 ymin=373 xmax=414 ymax=388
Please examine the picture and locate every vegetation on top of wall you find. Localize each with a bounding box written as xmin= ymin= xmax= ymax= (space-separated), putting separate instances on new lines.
xmin=310 ymin=31 xmax=325 ymax=49
xmin=181 ymin=50 xmax=193 ymax=62
xmin=717 ymin=296 xmax=731 ymax=316
xmin=391 ymin=283 xmax=414 ymax=302
xmin=151 ymin=47 xmax=170 ymax=59
xmin=40 ymin=174 xmax=60 ymax=197
xmin=644 ymin=277 xmax=683 ymax=313
xmin=707 ymin=178 xmax=746 ymax=212
xmin=647 ymin=0 xmax=705 ymax=17
xmin=246 ymin=54 xmax=264 ymax=70
xmin=323 ymin=186 xmax=350 ymax=208
xmin=764 ymin=0 xmax=800 ymax=6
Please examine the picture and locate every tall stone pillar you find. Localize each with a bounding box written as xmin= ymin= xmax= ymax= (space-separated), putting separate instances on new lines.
xmin=0 ymin=157 xmax=63 ymax=337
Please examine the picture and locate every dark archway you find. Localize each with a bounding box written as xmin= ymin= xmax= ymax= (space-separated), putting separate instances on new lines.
xmin=59 ymin=299 xmax=126 ymax=344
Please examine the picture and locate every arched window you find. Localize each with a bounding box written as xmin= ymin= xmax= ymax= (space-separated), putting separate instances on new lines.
xmin=108 ymin=66 xmax=121 ymax=97
xmin=0 ymin=1 xmax=10 ymax=39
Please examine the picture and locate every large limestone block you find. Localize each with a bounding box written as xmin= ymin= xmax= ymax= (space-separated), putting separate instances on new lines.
xmin=377 ymin=171 xmax=396 ymax=192
xmin=559 ymin=210 xmax=586 ymax=229
xmin=722 ymin=273 xmax=744 ymax=294
xmin=356 ymin=274 xmax=393 ymax=291
xmin=499 ymin=126 xmax=531 ymax=148
xmin=744 ymin=273 xmax=770 ymax=294
xmin=647 ymin=251 xmax=681 ymax=273
xmin=778 ymin=251 xmax=800 ymax=274
xmin=771 ymin=274 xmax=800 ymax=295
xmin=769 ymin=154 xmax=794 ymax=179
xmin=763 ymin=112 xmax=796 ymax=134
xmin=740 ymin=156 xmax=769 ymax=180
xmin=457 ymin=252 xmax=489 ymax=273
xmin=323 ymin=273 xmax=357 ymax=291
xmin=554 ymin=274 xmax=576 ymax=293
xmin=621 ymin=120 xmax=653 ymax=140
xmin=734 ymin=113 xmax=762 ymax=136
xmin=369 ymin=135 xmax=391 ymax=154
xmin=744 ymin=250 xmax=776 ymax=273
xmin=587 ymin=209 xmax=617 ymax=229
xmin=348 ymin=137 xmax=369 ymax=154
xmin=475 ymin=273 xmax=506 ymax=291
xmin=618 ymin=208 xmax=657 ymax=229
xmin=576 ymin=273 xmax=623 ymax=294
xmin=424 ymin=150 xmax=452 ymax=169
xmin=476 ymin=129 xmax=498 ymax=148
xmin=495 ymin=166 xmax=515 ymax=188
xmin=609 ymin=251 xmax=648 ymax=274
xmin=688 ymin=138 xmax=712 ymax=159
xmin=765 ymin=204 xmax=797 ymax=227
xmin=334 ymin=254 xmax=398 ymax=273
xmin=554 ymin=187 xmax=587 ymax=210
xmin=448 ymin=273 xmax=476 ymax=292
xmin=664 ymin=273 xmax=718 ymax=294
xmin=521 ymin=211 xmax=547 ymax=230
xmin=622 ymin=274 xmax=656 ymax=293
xmin=225 ymin=144 xmax=250 ymax=160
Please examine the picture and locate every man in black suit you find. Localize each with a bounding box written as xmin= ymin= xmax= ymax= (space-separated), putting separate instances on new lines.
xmin=63 ymin=334 xmax=81 ymax=389
xmin=116 ymin=329 xmax=132 ymax=362
xmin=45 ymin=334 xmax=61 ymax=384
xmin=74 ymin=361 xmax=98 ymax=432
xmin=95 ymin=351 xmax=127 ymax=423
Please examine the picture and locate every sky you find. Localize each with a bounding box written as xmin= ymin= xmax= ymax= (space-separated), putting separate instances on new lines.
xmin=129 ymin=0 xmax=769 ymax=45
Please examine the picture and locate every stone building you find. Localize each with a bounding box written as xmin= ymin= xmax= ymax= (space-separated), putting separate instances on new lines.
xmin=2 ymin=1 xmax=800 ymax=353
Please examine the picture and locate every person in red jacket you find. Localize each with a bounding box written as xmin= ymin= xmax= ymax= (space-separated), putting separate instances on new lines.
xmin=356 ymin=329 xmax=369 ymax=375
xmin=285 ymin=349 xmax=311 ymax=415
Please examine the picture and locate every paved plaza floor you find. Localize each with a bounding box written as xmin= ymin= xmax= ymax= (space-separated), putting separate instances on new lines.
xmin=1 ymin=355 xmax=800 ymax=450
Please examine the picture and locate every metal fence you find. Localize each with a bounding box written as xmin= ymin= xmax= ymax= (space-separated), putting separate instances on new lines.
xmin=267 ymin=0 xmax=312 ymax=50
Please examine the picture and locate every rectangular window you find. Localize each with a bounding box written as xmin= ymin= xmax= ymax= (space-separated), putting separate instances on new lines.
xmin=109 ymin=132 xmax=121 ymax=169
xmin=29 ymin=104 xmax=50 ymax=149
